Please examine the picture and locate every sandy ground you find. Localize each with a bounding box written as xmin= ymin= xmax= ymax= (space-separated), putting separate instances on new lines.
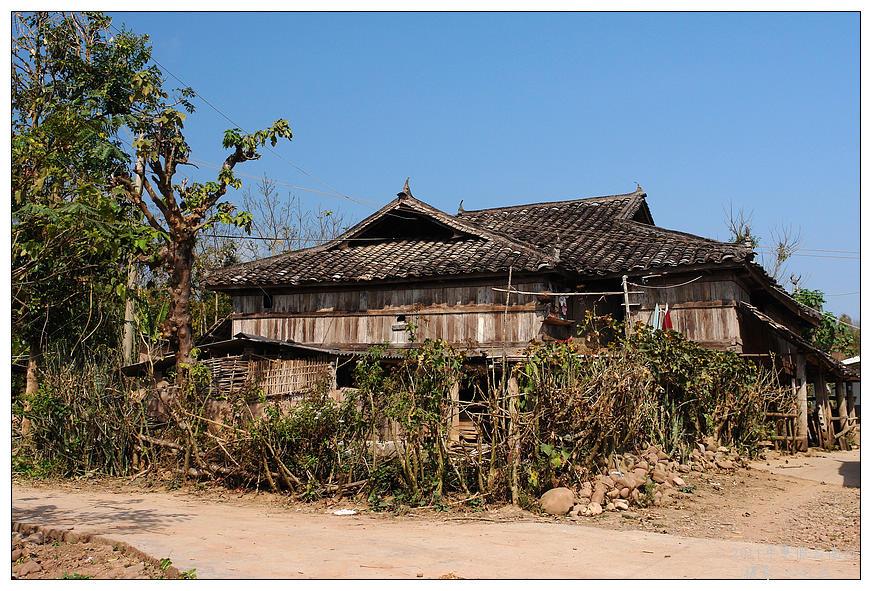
xmin=587 ymin=450 xmax=860 ymax=553
xmin=750 ymin=449 xmax=860 ymax=488
xmin=12 ymin=454 xmax=860 ymax=579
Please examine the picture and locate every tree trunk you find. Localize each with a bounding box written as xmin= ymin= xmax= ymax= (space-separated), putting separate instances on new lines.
xmin=21 ymin=336 xmax=42 ymax=437
xmin=122 ymin=261 xmax=138 ymax=366
xmin=168 ymin=236 xmax=196 ymax=375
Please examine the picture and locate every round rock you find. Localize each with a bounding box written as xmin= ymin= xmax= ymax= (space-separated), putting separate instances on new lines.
xmin=539 ymin=487 xmax=576 ymax=515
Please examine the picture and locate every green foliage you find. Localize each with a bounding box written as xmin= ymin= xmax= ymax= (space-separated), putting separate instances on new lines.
xmin=792 ymin=288 xmax=825 ymax=311
xmin=159 ymin=558 xmax=173 ymax=571
xmin=792 ymin=288 xmax=858 ymax=357
xmin=516 ymin=324 xmax=788 ymax=491
xmin=12 ymin=11 xmax=162 ymax=357
xmin=254 ymin=389 xmax=360 ymax=489
xmin=180 ymin=568 xmax=198 ymax=579
xmin=61 ymin=573 xmax=93 ymax=580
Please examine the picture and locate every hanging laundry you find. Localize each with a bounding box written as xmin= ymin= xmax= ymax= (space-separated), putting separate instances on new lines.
xmin=558 ymin=295 xmax=568 ymax=318
xmin=662 ymin=304 xmax=673 ymax=330
xmin=650 ymin=303 xmax=661 ymax=329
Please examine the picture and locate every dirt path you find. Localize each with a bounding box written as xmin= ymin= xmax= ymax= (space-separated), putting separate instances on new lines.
xmin=586 ymin=463 xmax=859 ymax=553
xmin=750 ymin=449 xmax=860 ymax=488
xmin=13 ymin=482 xmax=858 ymax=579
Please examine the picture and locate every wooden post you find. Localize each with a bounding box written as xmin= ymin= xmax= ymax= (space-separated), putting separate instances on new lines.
xmin=622 ymin=275 xmax=632 ymax=335
xmin=794 ymin=354 xmax=808 ymax=452
xmin=449 ymin=382 xmax=460 ymax=443
xmin=813 ymin=370 xmax=832 ymax=450
xmin=835 ymin=381 xmax=848 ymax=450
xmin=846 ymin=382 xmax=857 ymax=421
xmin=508 ymin=373 xmax=521 ymax=506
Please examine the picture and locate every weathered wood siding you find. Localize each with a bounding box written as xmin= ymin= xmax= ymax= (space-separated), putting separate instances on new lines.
xmin=232 ymin=281 xmax=547 ymax=347
xmin=628 ymin=275 xmax=750 ymax=349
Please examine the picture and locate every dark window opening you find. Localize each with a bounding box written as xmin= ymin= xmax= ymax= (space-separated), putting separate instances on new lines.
xmin=262 ymin=294 xmax=273 ymax=309
xmin=459 ymin=371 xmax=492 ymax=443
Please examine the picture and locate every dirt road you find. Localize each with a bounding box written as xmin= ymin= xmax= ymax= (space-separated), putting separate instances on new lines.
xmin=13 ymin=484 xmax=857 ymax=579
xmin=750 ymin=449 xmax=860 ymax=488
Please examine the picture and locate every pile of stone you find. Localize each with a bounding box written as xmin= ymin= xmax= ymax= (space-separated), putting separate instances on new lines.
xmin=11 ymin=530 xmax=44 ymax=578
xmin=538 ymin=442 xmax=744 ymax=518
xmin=687 ymin=442 xmax=746 ymax=472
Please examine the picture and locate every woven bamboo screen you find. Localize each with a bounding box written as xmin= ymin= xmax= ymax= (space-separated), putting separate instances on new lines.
xmin=202 ymin=354 xmax=334 ymax=398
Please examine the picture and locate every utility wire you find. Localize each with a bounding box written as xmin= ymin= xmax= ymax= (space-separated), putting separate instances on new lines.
xmin=110 ymin=21 xmax=374 ymax=207
xmin=757 ymin=246 xmax=860 ymax=255
xmin=627 ymin=275 xmax=704 ymax=289
xmin=186 ymin=157 xmax=363 ymax=202
xmin=117 ymin=134 xmax=355 ymax=203
xmin=755 ymin=250 xmax=859 ymax=260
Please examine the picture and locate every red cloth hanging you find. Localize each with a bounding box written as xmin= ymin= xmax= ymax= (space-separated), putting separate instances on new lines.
xmin=662 ymin=308 xmax=673 ymax=330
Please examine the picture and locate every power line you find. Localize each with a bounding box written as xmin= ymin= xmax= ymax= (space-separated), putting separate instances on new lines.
xmin=628 ymin=275 xmax=704 ymax=290
xmin=758 ymin=245 xmax=859 ymax=255
xmin=109 ymin=21 xmax=374 ymax=207
xmin=116 ymin=133 xmax=356 ymax=204
xmin=186 ymin=157 xmax=367 ymax=202
xmin=755 ymin=249 xmax=859 ymax=260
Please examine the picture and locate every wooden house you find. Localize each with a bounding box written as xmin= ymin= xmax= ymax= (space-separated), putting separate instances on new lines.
xmin=205 ymin=183 xmax=855 ymax=450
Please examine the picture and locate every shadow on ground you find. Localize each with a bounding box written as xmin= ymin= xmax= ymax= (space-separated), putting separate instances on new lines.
xmin=838 ymin=461 xmax=860 ymax=488
xmin=13 ymin=500 xmax=191 ymax=533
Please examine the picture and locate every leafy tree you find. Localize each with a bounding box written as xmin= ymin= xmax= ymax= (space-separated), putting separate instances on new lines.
xmin=12 ymin=12 xmax=158 ymax=396
xmin=792 ymin=288 xmax=858 ymax=358
xmin=112 ymin=106 xmax=293 ymax=373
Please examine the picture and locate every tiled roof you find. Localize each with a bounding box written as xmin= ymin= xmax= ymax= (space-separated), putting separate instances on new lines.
xmin=738 ymin=302 xmax=857 ymax=380
xmin=207 ymin=188 xmax=753 ymax=288
xmin=457 ymin=193 xmax=750 ymax=276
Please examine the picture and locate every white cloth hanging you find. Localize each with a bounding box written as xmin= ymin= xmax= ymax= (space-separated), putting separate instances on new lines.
xmin=650 ymin=303 xmax=661 ymax=329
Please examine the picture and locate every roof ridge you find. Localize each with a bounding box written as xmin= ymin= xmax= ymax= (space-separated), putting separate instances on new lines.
xmin=458 ymin=190 xmax=644 ymax=214
xmin=208 ymin=194 xmax=558 ymax=285
xmin=335 ymin=194 xmax=556 ymax=264
xmin=205 ymin=240 xmax=334 ymax=282
xmin=616 ymin=219 xmax=752 ymax=251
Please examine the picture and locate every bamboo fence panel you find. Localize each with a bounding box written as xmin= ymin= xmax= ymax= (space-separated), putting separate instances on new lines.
xmin=201 ymin=354 xmax=334 ymax=399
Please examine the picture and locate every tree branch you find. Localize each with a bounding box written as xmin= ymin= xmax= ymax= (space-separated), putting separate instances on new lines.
xmin=114 ymin=174 xmax=168 ymax=238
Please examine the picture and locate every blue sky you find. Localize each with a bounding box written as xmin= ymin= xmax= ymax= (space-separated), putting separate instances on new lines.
xmin=109 ymin=11 xmax=860 ymax=319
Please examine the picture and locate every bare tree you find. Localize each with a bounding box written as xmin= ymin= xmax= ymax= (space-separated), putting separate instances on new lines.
xmin=766 ymin=224 xmax=802 ymax=284
xmin=723 ymin=203 xmax=758 ymax=247
xmin=231 ymin=176 xmax=348 ymax=260
xmin=724 ymin=203 xmax=801 ymax=284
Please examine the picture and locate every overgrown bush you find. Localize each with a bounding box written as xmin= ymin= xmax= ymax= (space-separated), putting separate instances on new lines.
xmin=13 ymin=320 xmax=790 ymax=508
xmin=13 ymin=353 xmax=146 ymax=477
xmin=514 ymin=324 xmax=790 ymax=493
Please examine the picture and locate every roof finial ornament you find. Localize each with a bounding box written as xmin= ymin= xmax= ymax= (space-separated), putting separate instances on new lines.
xmin=634 ymin=181 xmax=644 ymax=194
xmin=457 ymin=199 xmax=465 ymax=214
xmin=398 ymin=177 xmax=412 ymax=200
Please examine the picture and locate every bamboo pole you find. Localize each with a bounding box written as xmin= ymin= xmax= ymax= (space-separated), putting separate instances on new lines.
xmin=508 ymin=373 xmax=520 ymax=506
xmin=122 ymin=151 xmax=144 ymax=366
xmin=794 ymin=354 xmax=809 ymax=452
xmin=814 ymin=370 xmax=833 ymax=450
xmin=449 ymin=381 xmax=460 ymax=443
xmin=835 ymin=381 xmax=849 ymax=450
xmin=846 ymin=382 xmax=857 ymax=422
